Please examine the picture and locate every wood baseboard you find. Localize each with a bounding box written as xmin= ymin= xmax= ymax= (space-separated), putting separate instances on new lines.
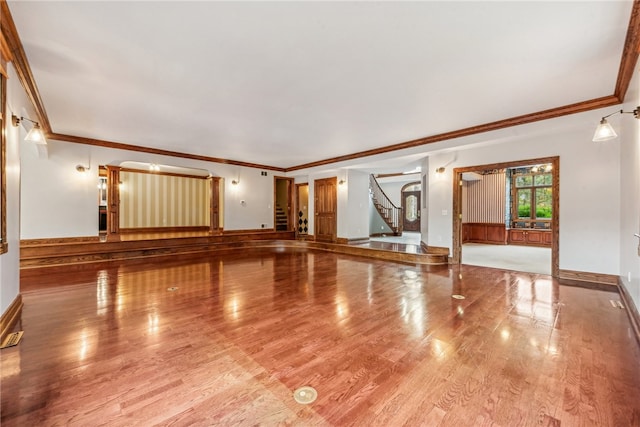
xmin=119 ymin=226 xmax=209 ymax=234
xmin=336 ymin=237 xmax=369 ymax=245
xmin=1 ymin=294 xmax=22 ymax=341
xmin=421 ymin=242 xmax=449 ymax=256
xmin=558 ymin=269 xmax=618 ymax=286
xmin=618 ymin=279 xmax=640 ymax=346
xmin=21 ymin=236 xmax=100 ymax=246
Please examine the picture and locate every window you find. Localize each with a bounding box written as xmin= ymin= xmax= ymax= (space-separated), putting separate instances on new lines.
xmin=511 ymin=167 xmax=552 ymax=229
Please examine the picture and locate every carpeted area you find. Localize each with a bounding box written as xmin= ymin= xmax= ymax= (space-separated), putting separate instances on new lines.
xmin=462 ymin=243 xmax=551 ymax=275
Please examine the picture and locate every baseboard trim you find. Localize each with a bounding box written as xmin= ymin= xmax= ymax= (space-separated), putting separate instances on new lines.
xmin=558 ymin=269 xmax=618 ymax=286
xmin=618 ymin=279 xmax=640 ymax=346
xmin=21 ymin=236 xmax=100 ymax=246
xmin=1 ymin=294 xmax=23 ymax=342
xmin=337 ymin=237 xmax=369 ymax=245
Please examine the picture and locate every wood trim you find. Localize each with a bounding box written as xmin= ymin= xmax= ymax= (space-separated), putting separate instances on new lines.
xmin=614 ymin=0 xmax=640 ymax=102
xmin=0 ymin=0 xmax=51 ymax=133
xmin=210 ymin=177 xmax=221 ymax=233
xmin=453 ymin=156 xmax=559 ymax=277
xmin=0 ymin=67 xmax=6 ymax=254
xmin=49 ymin=132 xmax=285 ymax=172
xmin=618 ymin=278 xmax=640 ymax=345
xmin=558 ymin=269 xmax=618 ymax=286
xmin=0 ymin=22 xmax=11 ymax=77
xmin=119 ymin=226 xmax=209 ymax=234
xmin=336 ymin=237 xmax=369 ymax=245
xmin=21 ymin=236 xmax=100 ymax=246
xmin=106 ymin=166 xmax=121 ymax=241
xmin=119 ymin=167 xmax=210 ymax=180
xmin=222 ymin=228 xmax=278 ymax=235
xmin=285 ymin=97 xmax=618 ymax=172
xmin=0 ymin=294 xmax=22 ymax=342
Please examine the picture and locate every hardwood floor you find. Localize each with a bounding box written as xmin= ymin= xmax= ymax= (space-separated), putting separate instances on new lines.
xmin=3 ymin=249 xmax=640 ymax=426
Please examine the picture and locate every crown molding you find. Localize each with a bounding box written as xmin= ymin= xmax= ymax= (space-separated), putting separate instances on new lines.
xmin=4 ymin=0 xmax=640 ymax=172
xmin=0 ymin=0 xmax=50 ymax=133
xmin=284 ymin=95 xmax=620 ymax=172
xmin=47 ymin=132 xmax=285 ymax=172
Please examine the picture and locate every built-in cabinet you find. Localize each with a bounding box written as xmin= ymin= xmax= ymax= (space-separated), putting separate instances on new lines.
xmin=508 ymin=228 xmax=552 ymax=247
xmin=462 ymin=222 xmax=552 ymax=247
xmin=462 ymin=223 xmax=507 ymax=244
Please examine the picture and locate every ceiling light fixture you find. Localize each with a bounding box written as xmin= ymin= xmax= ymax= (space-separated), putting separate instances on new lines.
xmin=11 ymin=114 xmax=46 ymax=144
xmin=593 ymin=106 xmax=640 ymax=142
xmin=435 ymin=167 xmax=446 ymax=174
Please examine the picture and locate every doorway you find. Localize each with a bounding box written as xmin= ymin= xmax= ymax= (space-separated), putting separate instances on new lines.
xmin=295 ymin=183 xmax=309 ymax=237
xmin=452 ymin=156 xmax=559 ymax=277
xmin=274 ymin=177 xmax=294 ymax=231
xmin=314 ymin=177 xmax=337 ymax=242
xmin=401 ymin=182 xmax=421 ymax=232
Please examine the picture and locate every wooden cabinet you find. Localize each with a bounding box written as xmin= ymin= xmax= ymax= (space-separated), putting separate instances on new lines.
xmin=462 ymin=223 xmax=507 ymax=244
xmin=508 ymin=229 xmax=551 ymax=247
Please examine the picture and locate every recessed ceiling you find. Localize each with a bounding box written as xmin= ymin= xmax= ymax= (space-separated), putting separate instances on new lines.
xmin=6 ymin=1 xmax=635 ymax=170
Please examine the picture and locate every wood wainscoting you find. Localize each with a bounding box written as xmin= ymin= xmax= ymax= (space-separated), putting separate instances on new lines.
xmin=462 ymin=223 xmax=507 ymax=244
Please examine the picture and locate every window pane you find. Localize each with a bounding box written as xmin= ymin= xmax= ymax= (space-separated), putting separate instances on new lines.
xmin=405 ymin=195 xmax=418 ymax=221
xmin=535 ymin=188 xmax=552 ymax=218
xmin=534 ymin=174 xmax=552 ymax=186
xmin=515 ymin=176 xmax=532 ymax=187
xmin=517 ymin=189 xmax=531 ymax=218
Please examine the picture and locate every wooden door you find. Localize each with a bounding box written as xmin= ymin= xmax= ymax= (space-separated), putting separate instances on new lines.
xmin=402 ymin=190 xmax=421 ymax=232
xmin=314 ymin=177 xmax=337 ymax=242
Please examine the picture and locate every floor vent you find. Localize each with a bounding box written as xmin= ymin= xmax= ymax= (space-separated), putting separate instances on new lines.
xmin=609 ymin=300 xmax=624 ymax=309
xmin=293 ymin=386 xmax=317 ymax=404
xmin=1 ymin=331 xmax=24 ymax=349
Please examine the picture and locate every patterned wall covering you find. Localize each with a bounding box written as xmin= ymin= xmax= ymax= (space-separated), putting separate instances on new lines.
xmin=120 ymin=171 xmax=210 ymax=228
xmin=462 ymin=170 xmax=506 ymax=223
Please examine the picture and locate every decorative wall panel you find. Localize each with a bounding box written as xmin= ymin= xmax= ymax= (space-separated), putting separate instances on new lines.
xmin=120 ymin=171 xmax=209 ymax=228
xmin=463 ymin=171 xmax=506 ymax=224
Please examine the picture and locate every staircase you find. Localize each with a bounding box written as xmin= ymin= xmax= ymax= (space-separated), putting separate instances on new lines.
xmin=369 ymin=174 xmax=403 ymax=236
xmin=275 ymin=204 xmax=288 ymax=231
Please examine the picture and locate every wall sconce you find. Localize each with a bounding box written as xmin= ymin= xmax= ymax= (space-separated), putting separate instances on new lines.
xmin=593 ymin=106 xmax=640 ymax=141
xmin=338 ymin=179 xmax=346 ymax=185
xmin=11 ymin=114 xmax=46 ymax=143
xmin=76 ymin=165 xmax=90 ymax=173
xmin=435 ymin=167 xmax=446 ymax=174
xmin=231 ymin=179 xmax=239 ymax=185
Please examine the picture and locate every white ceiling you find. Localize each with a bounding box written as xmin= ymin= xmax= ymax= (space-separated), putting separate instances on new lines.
xmin=7 ymin=1 xmax=634 ymax=170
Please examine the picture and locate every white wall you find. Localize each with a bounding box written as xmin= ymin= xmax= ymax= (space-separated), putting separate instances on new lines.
xmin=619 ymin=67 xmax=640 ymax=310
xmin=344 ymin=169 xmax=369 ymax=239
xmin=427 ymin=116 xmax=621 ymax=275
xmin=20 ymin=140 xmax=277 ymax=238
xmin=1 ymin=64 xmax=27 ymax=315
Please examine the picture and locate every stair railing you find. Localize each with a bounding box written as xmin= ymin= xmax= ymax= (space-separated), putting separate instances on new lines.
xmin=369 ymin=174 xmax=403 ymax=235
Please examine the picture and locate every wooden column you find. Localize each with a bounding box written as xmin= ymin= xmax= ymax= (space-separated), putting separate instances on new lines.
xmin=209 ymin=177 xmax=221 ymax=235
xmin=106 ymin=166 xmax=121 ymax=241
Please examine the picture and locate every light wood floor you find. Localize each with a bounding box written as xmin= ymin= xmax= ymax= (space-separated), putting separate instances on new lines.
xmin=3 ymin=248 xmax=640 ymax=426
